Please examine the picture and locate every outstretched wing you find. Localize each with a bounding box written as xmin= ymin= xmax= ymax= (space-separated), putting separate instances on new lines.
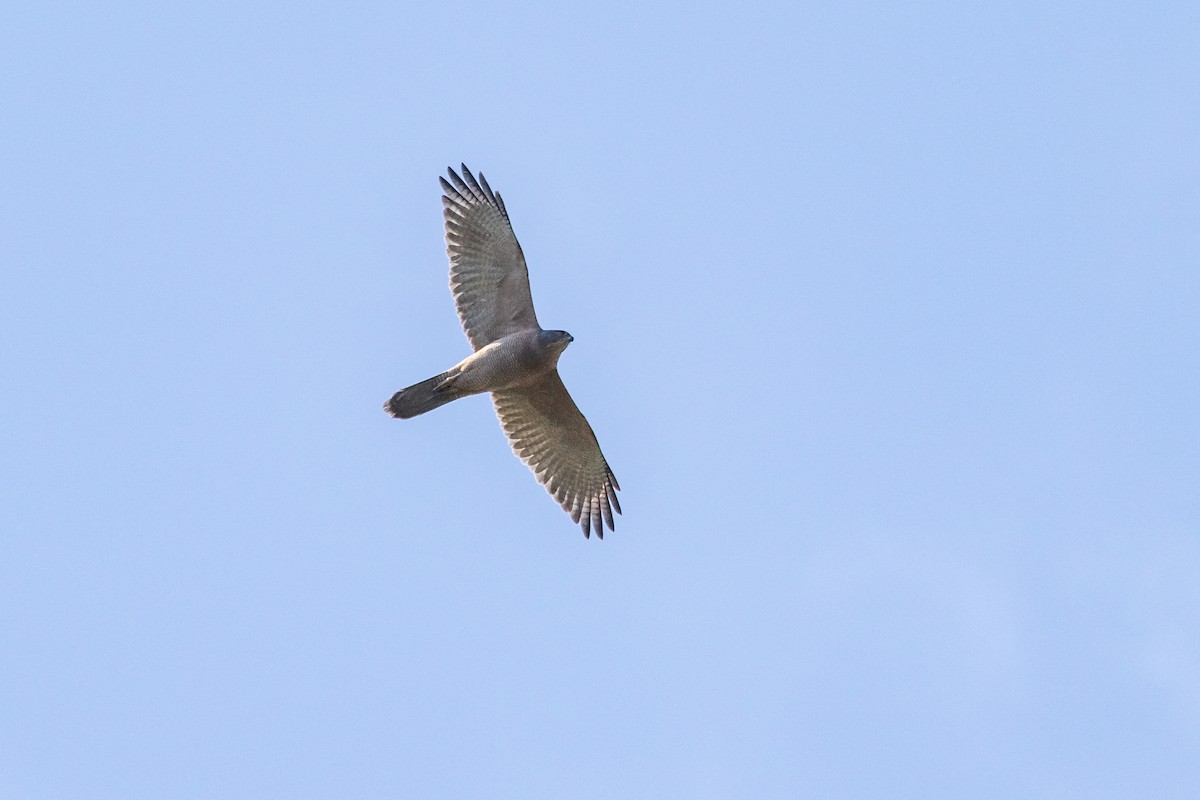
xmin=441 ymin=165 xmax=539 ymax=351
xmin=492 ymin=371 xmax=621 ymax=538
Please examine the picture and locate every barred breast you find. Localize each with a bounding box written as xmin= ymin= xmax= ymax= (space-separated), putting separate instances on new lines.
xmin=452 ymin=330 xmax=553 ymax=394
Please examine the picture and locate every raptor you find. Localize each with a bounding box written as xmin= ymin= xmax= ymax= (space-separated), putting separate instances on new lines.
xmin=384 ymin=165 xmax=621 ymax=538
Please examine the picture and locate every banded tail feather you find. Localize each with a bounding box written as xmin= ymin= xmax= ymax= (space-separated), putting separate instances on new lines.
xmin=384 ymin=371 xmax=461 ymax=419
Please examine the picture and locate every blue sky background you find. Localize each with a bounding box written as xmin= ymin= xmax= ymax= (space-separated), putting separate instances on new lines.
xmin=2 ymin=2 xmax=1198 ymax=797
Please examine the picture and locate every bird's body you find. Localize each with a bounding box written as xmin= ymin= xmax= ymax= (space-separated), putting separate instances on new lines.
xmin=385 ymin=329 xmax=569 ymax=417
xmin=384 ymin=166 xmax=620 ymax=538
xmin=454 ymin=329 xmax=572 ymax=393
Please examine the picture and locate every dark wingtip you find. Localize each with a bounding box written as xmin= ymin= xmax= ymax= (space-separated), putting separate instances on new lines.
xmin=477 ymin=171 xmax=494 ymax=202
xmin=601 ymin=493 xmax=615 ymax=531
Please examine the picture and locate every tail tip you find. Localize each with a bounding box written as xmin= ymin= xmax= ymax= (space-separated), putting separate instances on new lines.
xmin=383 ymin=391 xmax=406 ymax=419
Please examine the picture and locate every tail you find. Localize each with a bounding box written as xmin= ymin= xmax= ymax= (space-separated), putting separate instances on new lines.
xmin=383 ymin=371 xmax=462 ymax=419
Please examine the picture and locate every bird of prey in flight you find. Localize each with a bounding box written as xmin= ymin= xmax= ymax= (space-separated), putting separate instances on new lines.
xmin=384 ymin=165 xmax=621 ymax=538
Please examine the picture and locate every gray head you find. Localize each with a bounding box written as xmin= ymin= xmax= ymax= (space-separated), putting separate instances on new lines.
xmin=539 ymin=329 xmax=574 ymax=350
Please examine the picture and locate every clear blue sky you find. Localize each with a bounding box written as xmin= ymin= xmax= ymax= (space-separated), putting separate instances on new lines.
xmin=2 ymin=2 xmax=1198 ymax=797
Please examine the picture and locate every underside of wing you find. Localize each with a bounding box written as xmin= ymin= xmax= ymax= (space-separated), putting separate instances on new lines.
xmin=492 ymin=371 xmax=621 ymax=538
xmin=441 ymin=165 xmax=539 ymax=351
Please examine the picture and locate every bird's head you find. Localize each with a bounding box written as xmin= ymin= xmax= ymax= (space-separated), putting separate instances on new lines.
xmin=540 ymin=329 xmax=574 ymax=350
